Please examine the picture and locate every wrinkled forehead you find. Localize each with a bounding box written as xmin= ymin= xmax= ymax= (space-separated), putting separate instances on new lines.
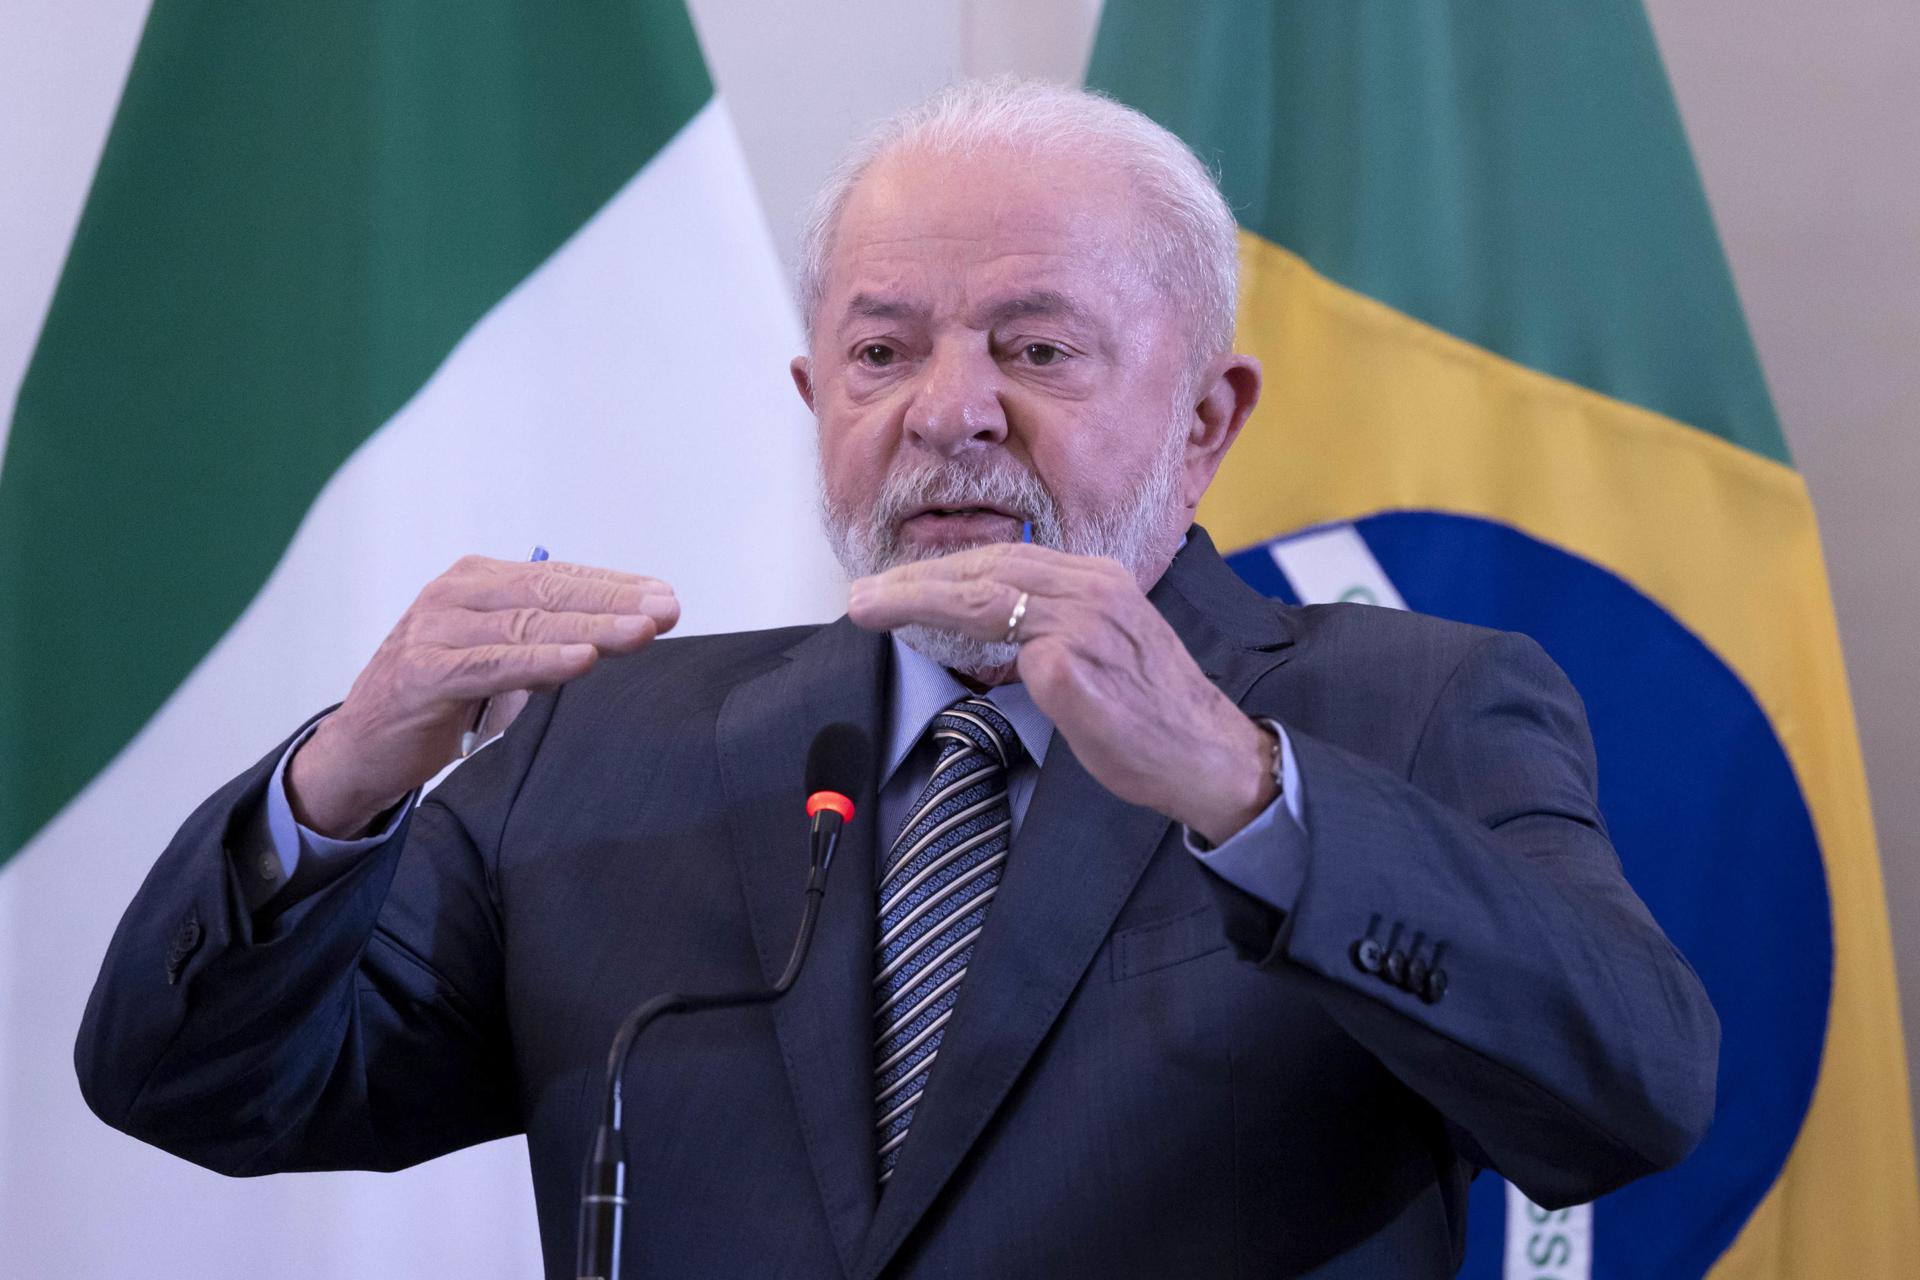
xmin=819 ymin=144 xmax=1157 ymax=317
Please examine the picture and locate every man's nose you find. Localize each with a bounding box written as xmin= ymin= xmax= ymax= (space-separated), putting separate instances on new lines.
xmin=903 ymin=340 xmax=1008 ymax=454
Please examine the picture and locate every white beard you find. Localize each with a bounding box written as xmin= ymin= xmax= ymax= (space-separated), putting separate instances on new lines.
xmin=819 ymin=425 xmax=1187 ymax=679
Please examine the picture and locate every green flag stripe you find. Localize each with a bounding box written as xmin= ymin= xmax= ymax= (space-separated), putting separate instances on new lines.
xmin=0 ymin=1 xmax=711 ymax=861
xmin=1087 ymin=0 xmax=1789 ymax=465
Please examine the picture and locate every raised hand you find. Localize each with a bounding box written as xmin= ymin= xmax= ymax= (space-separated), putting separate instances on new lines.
xmin=288 ymin=555 xmax=679 ymax=837
xmin=848 ymin=542 xmax=1275 ymax=845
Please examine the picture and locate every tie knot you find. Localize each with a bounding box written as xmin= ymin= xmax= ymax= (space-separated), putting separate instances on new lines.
xmin=931 ymin=696 xmax=1022 ymax=771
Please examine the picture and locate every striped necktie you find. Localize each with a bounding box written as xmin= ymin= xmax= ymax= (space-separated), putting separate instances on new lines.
xmin=873 ymin=696 xmax=1023 ymax=1184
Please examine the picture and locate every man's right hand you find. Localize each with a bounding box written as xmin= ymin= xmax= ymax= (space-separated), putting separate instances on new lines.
xmin=287 ymin=555 xmax=680 ymax=838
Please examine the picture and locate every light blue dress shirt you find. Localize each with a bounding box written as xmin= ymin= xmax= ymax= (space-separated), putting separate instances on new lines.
xmin=876 ymin=637 xmax=1307 ymax=901
xmin=248 ymin=635 xmax=1310 ymax=914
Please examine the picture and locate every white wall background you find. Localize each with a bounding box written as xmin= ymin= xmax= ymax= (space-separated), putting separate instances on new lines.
xmin=2 ymin=0 xmax=1914 ymax=1251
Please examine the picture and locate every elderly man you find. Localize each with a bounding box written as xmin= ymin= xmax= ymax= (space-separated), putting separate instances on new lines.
xmin=78 ymin=80 xmax=1717 ymax=1278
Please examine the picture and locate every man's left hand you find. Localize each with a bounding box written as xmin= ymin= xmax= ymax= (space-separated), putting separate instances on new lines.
xmin=849 ymin=543 xmax=1277 ymax=845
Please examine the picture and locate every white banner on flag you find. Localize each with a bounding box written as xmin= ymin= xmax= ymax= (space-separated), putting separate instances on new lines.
xmin=1503 ymin=1181 xmax=1593 ymax=1280
xmin=1266 ymin=522 xmax=1408 ymax=610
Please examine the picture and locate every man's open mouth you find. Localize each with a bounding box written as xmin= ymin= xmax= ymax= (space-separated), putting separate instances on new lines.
xmin=898 ymin=505 xmax=1025 ymax=543
xmin=909 ymin=505 xmax=1019 ymax=520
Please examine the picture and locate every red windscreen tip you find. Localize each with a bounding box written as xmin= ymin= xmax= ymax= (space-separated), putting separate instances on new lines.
xmin=806 ymin=791 xmax=855 ymax=822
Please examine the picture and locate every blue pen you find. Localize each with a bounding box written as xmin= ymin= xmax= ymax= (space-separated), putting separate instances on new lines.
xmin=461 ymin=545 xmax=549 ymax=757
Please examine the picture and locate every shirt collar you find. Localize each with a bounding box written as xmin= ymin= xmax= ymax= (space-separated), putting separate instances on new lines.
xmin=883 ymin=634 xmax=1054 ymax=785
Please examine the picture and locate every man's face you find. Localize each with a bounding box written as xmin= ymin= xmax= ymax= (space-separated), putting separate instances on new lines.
xmin=794 ymin=144 xmax=1203 ymax=596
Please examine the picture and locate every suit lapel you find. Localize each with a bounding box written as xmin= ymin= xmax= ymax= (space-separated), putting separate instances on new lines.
xmin=715 ymin=618 xmax=890 ymax=1278
xmin=855 ymin=529 xmax=1294 ymax=1279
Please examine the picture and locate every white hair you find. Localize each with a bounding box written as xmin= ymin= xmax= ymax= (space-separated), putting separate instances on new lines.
xmin=795 ymin=77 xmax=1240 ymax=369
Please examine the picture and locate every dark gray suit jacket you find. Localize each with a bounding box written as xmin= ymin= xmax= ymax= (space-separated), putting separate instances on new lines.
xmin=76 ymin=528 xmax=1717 ymax=1278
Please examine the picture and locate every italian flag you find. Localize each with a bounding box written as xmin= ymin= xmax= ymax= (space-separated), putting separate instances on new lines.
xmin=1090 ymin=1 xmax=1919 ymax=1277
xmin=0 ymin=2 xmax=838 ymax=1274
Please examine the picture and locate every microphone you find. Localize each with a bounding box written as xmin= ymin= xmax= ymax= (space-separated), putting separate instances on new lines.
xmin=802 ymin=719 xmax=862 ymax=888
xmin=575 ymin=722 xmax=870 ymax=1280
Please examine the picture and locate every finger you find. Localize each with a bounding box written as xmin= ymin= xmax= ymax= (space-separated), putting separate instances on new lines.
xmin=849 ymin=543 xmax=1124 ymax=638
xmin=849 ymin=572 xmax=1032 ymax=641
xmin=429 ymin=609 xmax=663 ymax=651
xmin=434 ymin=642 xmax=602 ymax=699
xmin=857 ymin=541 xmax=1097 ymax=592
xmin=443 ymin=566 xmax=679 ymax=623
xmin=443 ymin=554 xmax=665 ymax=591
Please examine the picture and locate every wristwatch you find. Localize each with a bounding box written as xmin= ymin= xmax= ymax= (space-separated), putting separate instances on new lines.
xmin=1252 ymin=715 xmax=1286 ymax=801
xmin=1184 ymin=716 xmax=1286 ymax=854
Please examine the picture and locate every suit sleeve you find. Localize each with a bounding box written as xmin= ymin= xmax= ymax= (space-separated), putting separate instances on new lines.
xmin=1202 ymin=631 xmax=1720 ymax=1208
xmin=73 ymin=692 xmax=561 ymax=1177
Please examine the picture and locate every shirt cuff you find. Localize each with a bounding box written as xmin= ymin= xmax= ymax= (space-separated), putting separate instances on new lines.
xmin=1181 ymin=720 xmax=1309 ymax=914
xmin=238 ymin=719 xmax=415 ymax=910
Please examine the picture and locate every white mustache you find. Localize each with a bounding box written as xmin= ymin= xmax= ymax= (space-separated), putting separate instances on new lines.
xmin=870 ymin=460 xmax=1059 ymax=539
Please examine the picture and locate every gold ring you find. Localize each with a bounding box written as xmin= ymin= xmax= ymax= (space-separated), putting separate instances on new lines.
xmin=1003 ymin=591 xmax=1030 ymax=645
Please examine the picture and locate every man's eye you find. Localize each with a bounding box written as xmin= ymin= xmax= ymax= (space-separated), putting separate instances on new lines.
xmin=1022 ymin=343 xmax=1065 ymax=366
xmin=859 ymin=344 xmax=897 ymax=367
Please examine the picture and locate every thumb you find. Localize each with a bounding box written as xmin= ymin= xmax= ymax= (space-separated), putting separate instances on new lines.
xmin=479 ymin=687 xmax=534 ymax=741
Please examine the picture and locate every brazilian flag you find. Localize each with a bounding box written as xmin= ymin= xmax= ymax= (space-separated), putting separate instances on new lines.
xmin=1090 ymin=2 xmax=1919 ymax=1275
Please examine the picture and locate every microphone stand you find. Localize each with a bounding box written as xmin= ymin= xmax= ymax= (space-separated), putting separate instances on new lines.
xmin=574 ymin=804 xmax=846 ymax=1280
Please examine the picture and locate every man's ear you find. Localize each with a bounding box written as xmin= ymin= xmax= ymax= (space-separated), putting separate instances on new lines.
xmin=1183 ymin=354 xmax=1262 ymax=506
xmin=790 ymin=356 xmax=816 ymax=413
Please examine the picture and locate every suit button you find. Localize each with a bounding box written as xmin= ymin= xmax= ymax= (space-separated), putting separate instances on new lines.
xmin=1405 ymin=956 xmax=1430 ymax=994
xmin=1422 ymin=968 xmax=1449 ymax=1004
xmin=1350 ymin=938 xmax=1384 ymax=974
xmin=1382 ymin=949 xmax=1408 ymax=987
xmin=165 ymin=917 xmax=204 ymax=984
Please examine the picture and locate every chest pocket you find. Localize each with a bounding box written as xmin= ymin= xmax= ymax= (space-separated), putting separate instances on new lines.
xmin=1108 ymin=906 xmax=1229 ymax=982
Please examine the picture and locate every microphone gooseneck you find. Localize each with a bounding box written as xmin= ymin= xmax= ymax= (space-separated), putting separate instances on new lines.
xmin=575 ymin=721 xmax=870 ymax=1280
